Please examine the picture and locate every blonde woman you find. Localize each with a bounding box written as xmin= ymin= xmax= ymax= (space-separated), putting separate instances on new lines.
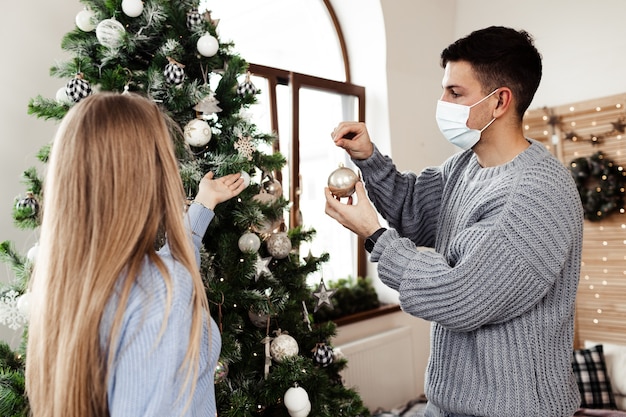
xmin=25 ymin=92 xmax=245 ymax=417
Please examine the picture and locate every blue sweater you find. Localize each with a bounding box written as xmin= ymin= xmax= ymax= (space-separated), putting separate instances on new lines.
xmin=356 ymin=140 xmax=583 ymax=417
xmin=100 ymin=203 xmax=220 ymax=417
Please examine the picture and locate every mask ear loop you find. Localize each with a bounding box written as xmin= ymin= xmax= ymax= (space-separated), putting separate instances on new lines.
xmin=470 ymin=88 xmax=500 ymax=108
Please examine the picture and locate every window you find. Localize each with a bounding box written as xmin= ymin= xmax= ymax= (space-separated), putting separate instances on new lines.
xmin=202 ymin=1 xmax=366 ymax=284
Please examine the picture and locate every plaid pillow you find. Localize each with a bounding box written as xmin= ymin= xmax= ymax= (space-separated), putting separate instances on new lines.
xmin=572 ymin=344 xmax=617 ymax=409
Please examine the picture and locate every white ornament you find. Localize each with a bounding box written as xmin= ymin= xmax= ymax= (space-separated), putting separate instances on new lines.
xmin=75 ymin=9 xmax=96 ymax=32
xmin=17 ymin=292 xmax=31 ymax=317
xmin=96 ymin=18 xmax=125 ymax=49
xmin=289 ymin=404 xmax=311 ymax=417
xmin=27 ymin=243 xmax=39 ymax=263
xmin=240 ymin=171 xmax=251 ymax=188
xmin=284 ymin=386 xmax=311 ymax=417
xmin=266 ymin=232 xmax=292 ymax=259
xmin=270 ymin=333 xmax=299 ymax=362
xmin=121 ymin=0 xmax=144 ymax=17
xmin=183 ymin=119 xmax=212 ymax=147
xmin=238 ymin=232 xmax=261 ymax=253
xmin=197 ymin=33 xmax=219 ymax=57
xmin=0 ymin=290 xmax=27 ymax=330
xmin=55 ymin=87 xmax=72 ymax=104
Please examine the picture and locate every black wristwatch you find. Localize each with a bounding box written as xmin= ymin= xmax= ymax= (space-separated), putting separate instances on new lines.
xmin=364 ymin=227 xmax=387 ymax=253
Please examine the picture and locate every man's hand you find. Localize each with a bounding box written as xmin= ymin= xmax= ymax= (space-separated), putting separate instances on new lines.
xmin=331 ymin=121 xmax=374 ymax=160
xmin=324 ymin=181 xmax=381 ymax=239
xmin=195 ymin=172 xmax=246 ymax=210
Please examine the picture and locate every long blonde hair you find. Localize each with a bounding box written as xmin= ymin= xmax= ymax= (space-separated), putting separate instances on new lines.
xmin=25 ymin=92 xmax=208 ymax=417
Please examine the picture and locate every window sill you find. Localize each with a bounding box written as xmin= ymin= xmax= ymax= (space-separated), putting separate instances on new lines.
xmin=334 ymin=304 xmax=401 ymax=327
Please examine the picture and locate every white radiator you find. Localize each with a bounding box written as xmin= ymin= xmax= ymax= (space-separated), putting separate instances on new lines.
xmin=337 ymin=325 xmax=419 ymax=411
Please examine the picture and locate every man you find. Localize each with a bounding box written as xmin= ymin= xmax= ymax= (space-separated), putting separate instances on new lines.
xmin=325 ymin=26 xmax=583 ymax=417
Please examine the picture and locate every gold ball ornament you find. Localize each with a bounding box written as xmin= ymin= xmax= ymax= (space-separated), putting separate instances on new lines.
xmin=327 ymin=165 xmax=359 ymax=198
xmin=270 ymin=333 xmax=299 ymax=362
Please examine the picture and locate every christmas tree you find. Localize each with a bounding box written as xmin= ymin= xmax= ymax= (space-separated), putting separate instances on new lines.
xmin=0 ymin=1 xmax=370 ymax=416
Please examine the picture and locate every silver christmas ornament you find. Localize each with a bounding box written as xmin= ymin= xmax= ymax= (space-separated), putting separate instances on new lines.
xmin=266 ymin=232 xmax=291 ymax=259
xmin=238 ymin=232 xmax=261 ymax=253
xmin=327 ymin=164 xmax=359 ymax=198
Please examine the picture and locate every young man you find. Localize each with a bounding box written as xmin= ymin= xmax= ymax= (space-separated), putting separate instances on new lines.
xmin=325 ymin=26 xmax=583 ymax=417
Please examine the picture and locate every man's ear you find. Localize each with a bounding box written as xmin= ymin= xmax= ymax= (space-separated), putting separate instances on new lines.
xmin=493 ymin=87 xmax=513 ymax=117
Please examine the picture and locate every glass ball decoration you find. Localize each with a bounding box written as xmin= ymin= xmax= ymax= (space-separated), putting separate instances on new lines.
xmin=186 ymin=8 xmax=203 ymax=29
xmin=248 ymin=309 xmax=270 ymax=328
xmin=55 ymin=86 xmax=72 ymax=104
xmin=65 ymin=73 xmax=92 ymax=103
xmin=266 ymin=232 xmax=291 ymax=259
xmin=16 ymin=192 xmax=39 ymax=215
xmin=183 ymin=119 xmax=212 ymax=147
xmin=238 ymin=232 xmax=261 ymax=253
xmin=17 ymin=292 xmax=31 ymax=318
xmin=75 ymin=9 xmax=96 ymax=32
xmin=328 ymin=165 xmax=358 ymax=198
xmin=214 ymin=361 xmax=229 ymax=384
xmin=164 ymin=58 xmax=186 ymax=85
xmin=197 ymin=33 xmax=219 ymax=57
xmin=312 ymin=343 xmax=334 ymax=367
xmin=95 ymin=18 xmax=125 ymax=49
xmin=283 ymin=386 xmax=311 ymax=417
xmin=121 ymin=0 xmax=144 ymax=17
xmin=270 ymin=333 xmax=299 ymax=362
xmin=240 ymin=171 xmax=251 ymax=188
xmin=263 ymin=177 xmax=283 ymax=199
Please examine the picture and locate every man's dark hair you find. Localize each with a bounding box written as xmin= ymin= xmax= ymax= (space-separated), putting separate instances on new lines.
xmin=440 ymin=26 xmax=542 ymax=119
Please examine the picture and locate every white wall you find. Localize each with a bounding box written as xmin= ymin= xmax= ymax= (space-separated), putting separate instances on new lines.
xmin=0 ymin=0 xmax=82 ymax=346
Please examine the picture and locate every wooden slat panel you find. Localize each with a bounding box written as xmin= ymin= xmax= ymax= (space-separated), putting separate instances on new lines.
xmin=524 ymin=93 xmax=626 ymax=348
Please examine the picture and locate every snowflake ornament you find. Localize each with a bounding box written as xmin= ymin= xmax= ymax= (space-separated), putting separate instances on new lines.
xmin=0 ymin=290 xmax=27 ymax=330
xmin=234 ymin=135 xmax=255 ymax=161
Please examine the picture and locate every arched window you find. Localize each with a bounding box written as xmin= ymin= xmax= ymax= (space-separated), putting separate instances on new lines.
xmin=203 ymin=0 xmax=366 ymax=283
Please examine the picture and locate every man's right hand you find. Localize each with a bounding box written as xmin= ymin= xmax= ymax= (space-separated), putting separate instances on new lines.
xmin=331 ymin=121 xmax=374 ymax=160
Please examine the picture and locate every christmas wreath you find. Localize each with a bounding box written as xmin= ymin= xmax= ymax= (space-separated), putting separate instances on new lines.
xmin=569 ymin=151 xmax=625 ymax=221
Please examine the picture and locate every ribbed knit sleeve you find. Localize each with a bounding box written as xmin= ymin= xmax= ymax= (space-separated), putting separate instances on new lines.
xmin=361 ymin=140 xmax=583 ymax=417
xmin=354 ymin=145 xmax=445 ymax=247
xmin=102 ymin=204 xmax=220 ymax=417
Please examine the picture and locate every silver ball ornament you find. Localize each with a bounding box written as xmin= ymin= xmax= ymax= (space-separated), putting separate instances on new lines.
xmin=238 ymin=232 xmax=261 ymax=253
xmin=214 ymin=361 xmax=229 ymax=383
xmin=266 ymin=232 xmax=291 ymax=259
xmin=327 ymin=165 xmax=359 ymax=198
xmin=248 ymin=309 xmax=270 ymax=328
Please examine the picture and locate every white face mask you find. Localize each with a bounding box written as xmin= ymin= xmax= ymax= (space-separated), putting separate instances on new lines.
xmin=435 ymin=89 xmax=498 ymax=150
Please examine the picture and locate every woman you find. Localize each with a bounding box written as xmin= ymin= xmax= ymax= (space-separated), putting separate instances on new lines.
xmin=25 ymin=92 xmax=245 ymax=417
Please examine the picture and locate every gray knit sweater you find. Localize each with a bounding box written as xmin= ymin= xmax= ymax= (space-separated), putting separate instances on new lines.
xmin=355 ymin=139 xmax=583 ymax=417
